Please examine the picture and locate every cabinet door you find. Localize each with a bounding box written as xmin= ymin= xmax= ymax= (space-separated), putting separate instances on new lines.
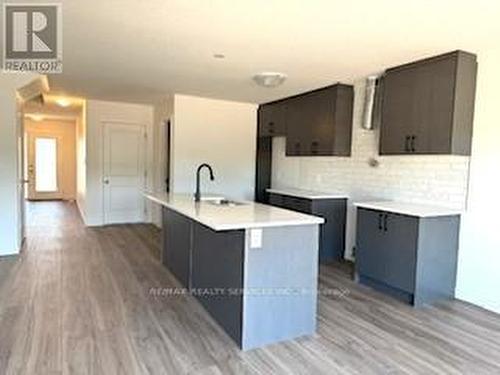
xmin=258 ymin=105 xmax=272 ymax=137
xmin=258 ymin=103 xmax=286 ymax=137
xmin=379 ymin=69 xmax=418 ymax=155
xmin=383 ymin=213 xmax=418 ymax=293
xmin=356 ymin=209 xmax=386 ymax=281
xmin=412 ymin=57 xmax=456 ymax=154
xmin=356 ymin=209 xmax=418 ymax=293
xmin=285 ymin=96 xmax=311 ymax=156
xmin=307 ymin=89 xmax=336 ymax=156
xmin=163 ymin=207 xmax=191 ymax=288
xmin=286 ymin=90 xmax=336 ymax=156
xmin=311 ymin=199 xmax=347 ymax=262
xmin=332 ymin=85 xmax=354 ymax=156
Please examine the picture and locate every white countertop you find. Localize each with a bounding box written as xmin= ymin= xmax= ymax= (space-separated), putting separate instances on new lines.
xmin=354 ymin=201 xmax=463 ymax=218
xmin=266 ymin=188 xmax=348 ymax=200
xmin=145 ymin=192 xmax=324 ymax=231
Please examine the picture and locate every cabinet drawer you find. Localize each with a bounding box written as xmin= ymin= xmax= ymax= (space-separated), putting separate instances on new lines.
xmin=268 ymin=193 xmax=286 ymax=208
xmin=282 ymin=196 xmax=312 ymax=213
xmin=269 ymin=193 xmax=312 ymax=213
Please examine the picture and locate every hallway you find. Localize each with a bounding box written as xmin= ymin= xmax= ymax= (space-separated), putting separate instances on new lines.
xmin=0 ymin=202 xmax=500 ymax=374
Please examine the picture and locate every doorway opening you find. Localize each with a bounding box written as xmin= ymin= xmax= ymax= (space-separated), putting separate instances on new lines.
xmin=24 ymin=117 xmax=77 ymax=202
xmin=19 ymin=94 xmax=84 ymax=247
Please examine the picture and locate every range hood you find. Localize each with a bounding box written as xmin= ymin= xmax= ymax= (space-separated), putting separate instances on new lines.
xmin=362 ymin=75 xmax=382 ymax=130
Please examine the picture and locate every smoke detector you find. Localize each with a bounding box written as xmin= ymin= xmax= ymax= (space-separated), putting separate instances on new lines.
xmin=252 ymin=72 xmax=287 ymax=88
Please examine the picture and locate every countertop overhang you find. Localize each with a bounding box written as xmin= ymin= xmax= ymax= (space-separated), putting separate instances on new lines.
xmin=354 ymin=201 xmax=463 ymax=218
xmin=266 ymin=188 xmax=348 ymax=200
xmin=145 ymin=192 xmax=324 ymax=231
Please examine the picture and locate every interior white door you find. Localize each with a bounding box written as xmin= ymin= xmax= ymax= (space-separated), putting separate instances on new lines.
xmin=103 ymin=122 xmax=146 ymax=224
xmin=17 ymin=106 xmax=26 ymax=248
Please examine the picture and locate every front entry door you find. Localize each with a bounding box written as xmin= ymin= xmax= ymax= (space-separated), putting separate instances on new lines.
xmin=27 ymin=135 xmax=63 ymax=200
xmin=103 ymin=122 xmax=146 ymax=224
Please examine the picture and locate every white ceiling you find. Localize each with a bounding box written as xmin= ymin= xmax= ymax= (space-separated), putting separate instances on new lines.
xmin=8 ymin=0 xmax=500 ymax=104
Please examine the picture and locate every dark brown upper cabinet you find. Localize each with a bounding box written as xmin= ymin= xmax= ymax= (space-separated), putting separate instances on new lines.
xmin=258 ymin=101 xmax=287 ymax=137
xmin=379 ymin=50 xmax=477 ymax=155
xmin=285 ymin=84 xmax=354 ymax=156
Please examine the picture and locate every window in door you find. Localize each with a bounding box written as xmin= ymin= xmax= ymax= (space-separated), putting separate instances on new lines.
xmin=35 ymin=137 xmax=58 ymax=193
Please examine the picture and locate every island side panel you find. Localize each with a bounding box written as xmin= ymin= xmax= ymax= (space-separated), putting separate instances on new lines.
xmin=191 ymin=221 xmax=246 ymax=346
xmin=162 ymin=207 xmax=192 ymax=288
xmin=414 ymin=215 xmax=460 ymax=306
xmin=241 ymin=224 xmax=319 ymax=351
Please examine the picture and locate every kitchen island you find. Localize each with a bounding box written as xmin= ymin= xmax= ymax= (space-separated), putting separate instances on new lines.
xmin=145 ymin=192 xmax=324 ymax=350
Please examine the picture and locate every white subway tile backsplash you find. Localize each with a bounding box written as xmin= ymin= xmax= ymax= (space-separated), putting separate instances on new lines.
xmin=271 ymin=79 xmax=471 ymax=260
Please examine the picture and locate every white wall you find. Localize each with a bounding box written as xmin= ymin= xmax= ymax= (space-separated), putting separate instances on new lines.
xmin=455 ymin=50 xmax=500 ymax=314
xmin=151 ymin=96 xmax=174 ymax=227
xmin=0 ymin=73 xmax=38 ymax=256
xmin=82 ymin=100 xmax=154 ymax=226
xmin=76 ymin=102 xmax=87 ymax=221
xmin=171 ymin=94 xmax=257 ymax=201
xmin=272 ymin=80 xmax=470 ymax=260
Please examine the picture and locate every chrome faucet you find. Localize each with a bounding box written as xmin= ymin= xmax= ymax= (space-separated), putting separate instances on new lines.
xmin=194 ymin=163 xmax=215 ymax=202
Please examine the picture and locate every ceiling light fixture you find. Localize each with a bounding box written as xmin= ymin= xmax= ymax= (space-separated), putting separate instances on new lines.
xmin=55 ymin=98 xmax=71 ymax=107
xmin=252 ymin=72 xmax=287 ymax=88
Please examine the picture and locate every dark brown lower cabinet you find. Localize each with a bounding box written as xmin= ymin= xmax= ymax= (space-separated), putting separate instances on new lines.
xmin=355 ymin=208 xmax=460 ymax=306
xmin=268 ymin=192 xmax=346 ymax=262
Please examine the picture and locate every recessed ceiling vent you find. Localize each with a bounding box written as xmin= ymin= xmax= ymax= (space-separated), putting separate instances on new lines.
xmin=253 ymin=72 xmax=287 ymax=88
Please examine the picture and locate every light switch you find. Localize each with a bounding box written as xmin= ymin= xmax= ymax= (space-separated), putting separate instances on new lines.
xmin=250 ymin=229 xmax=263 ymax=249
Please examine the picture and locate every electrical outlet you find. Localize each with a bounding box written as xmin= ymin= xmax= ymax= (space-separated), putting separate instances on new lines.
xmin=250 ymin=229 xmax=263 ymax=249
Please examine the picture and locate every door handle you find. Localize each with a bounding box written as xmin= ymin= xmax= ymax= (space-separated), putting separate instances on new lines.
xmin=383 ymin=214 xmax=388 ymax=232
xmin=103 ymin=179 xmax=110 ymax=184
xmin=410 ymin=135 xmax=416 ymax=152
xmin=378 ymin=214 xmax=383 ymax=231
xmin=310 ymin=141 xmax=319 ymax=155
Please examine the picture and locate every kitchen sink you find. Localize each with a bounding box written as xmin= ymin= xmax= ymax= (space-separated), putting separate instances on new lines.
xmin=207 ymin=199 xmax=246 ymax=207
xmin=198 ymin=196 xmax=226 ymax=202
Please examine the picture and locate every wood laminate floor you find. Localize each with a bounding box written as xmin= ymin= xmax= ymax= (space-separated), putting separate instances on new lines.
xmin=0 ymin=201 xmax=499 ymax=374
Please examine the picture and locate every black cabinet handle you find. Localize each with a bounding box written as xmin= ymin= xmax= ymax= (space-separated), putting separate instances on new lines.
xmin=410 ymin=135 xmax=416 ymax=152
xmin=268 ymin=122 xmax=275 ymax=134
xmin=378 ymin=214 xmax=383 ymax=231
xmin=383 ymin=214 xmax=388 ymax=232
xmin=310 ymin=141 xmax=319 ymax=155
xmin=405 ymin=136 xmax=411 ymax=152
